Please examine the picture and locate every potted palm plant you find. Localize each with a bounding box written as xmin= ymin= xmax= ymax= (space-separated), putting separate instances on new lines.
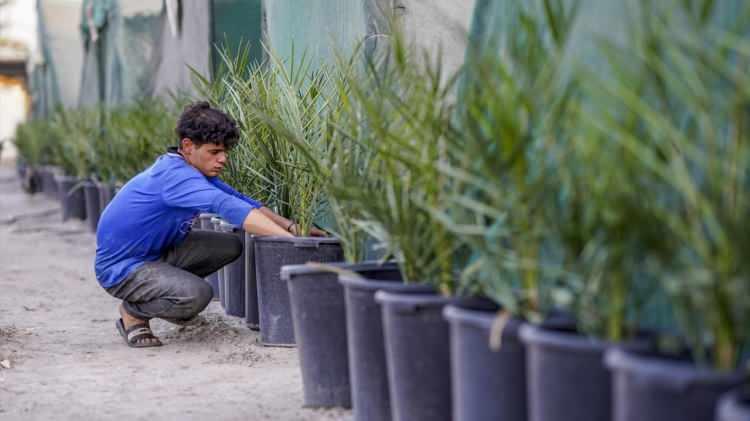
xmin=598 ymin=3 xmax=750 ymax=420
xmin=435 ymin=2 xmax=581 ymax=420
xmin=197 ymin=45 xmax=344 ymax=347
xmin=320 ymin=33 xmax=461 ymax=420
xmin=194 ymin=48 xmax=268 ymax=325
xmin=51 ymin=108 xmax=99 ymax=222
xmin=13 ymin=119 xmax=49 ymax=194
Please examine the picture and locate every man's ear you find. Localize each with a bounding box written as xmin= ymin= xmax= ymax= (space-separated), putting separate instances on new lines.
xmin=179 ymin=138 xmax=194 ymax=154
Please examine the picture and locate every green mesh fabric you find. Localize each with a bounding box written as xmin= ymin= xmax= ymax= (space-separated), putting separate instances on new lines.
xmin=29 ymin=0 xmax=62 ymax=118
xmin=78 ymin=1 xmax=161 ymax=107
xmin=211 ymin=0 xmax=264 ymax=73
xmin=263 ymin=0 xmax=368 ymax=69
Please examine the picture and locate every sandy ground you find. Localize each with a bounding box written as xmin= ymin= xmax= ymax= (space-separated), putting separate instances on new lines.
xmin=0 ymin=164 xmax=351 ymax=421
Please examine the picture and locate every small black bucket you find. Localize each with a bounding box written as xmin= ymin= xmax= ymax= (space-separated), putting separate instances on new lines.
xmin=96 ymin=181 xmax=116 ymax=213
xmin=82 ymin=180 xmax=101 ymax=233
xmin=219 ymin=221 xmax=245 ymax=317
xmin=244 ymin=233 xmax=259 ymax=329
xmin=443 ymin=299 xmax=527 ymax=421
xmin=196 ymin=213 xmax=220 ymax=299
xmin=282 ymin=261 xmax=400 ymax=408
xmin=520 ymin=324 xmax=652 ymax=421
xmin=254 ymin=236 xmax=343 ymax=347
xmin=605 ymin=348 xmax=745 ymax=421
xmin=56 ymin=175 xmax=87 ymax=221
xmin=717 ymin=388 xmax=750 ymax=421
xmin=41 ymin=166 xmax=60 ymax=198
xmin=339 ymin=274 xmax=434 ymax=421
xmin=376 ymin=291 xmax=454 ymax=421
xmin=212 ymin=217 xmax=226 ymax=308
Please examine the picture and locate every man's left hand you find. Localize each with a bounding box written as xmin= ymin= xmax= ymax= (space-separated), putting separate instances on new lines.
xmin=309 ymin=227 xmax=328 ymax=237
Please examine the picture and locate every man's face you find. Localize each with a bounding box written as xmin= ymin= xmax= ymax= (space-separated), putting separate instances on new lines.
xmin=180 ymin=138 xmax=228 ymax=177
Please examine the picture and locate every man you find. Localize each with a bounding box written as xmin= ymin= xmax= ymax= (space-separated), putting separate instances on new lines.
xmin=95 ymin=101 xmax=322 ymax=348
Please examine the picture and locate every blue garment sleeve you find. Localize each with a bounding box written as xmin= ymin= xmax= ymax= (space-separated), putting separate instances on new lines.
xmin=162 ymin=169 xmax=261 ymax=227
xmin=209 ymin=177 xmax=264 ymax=208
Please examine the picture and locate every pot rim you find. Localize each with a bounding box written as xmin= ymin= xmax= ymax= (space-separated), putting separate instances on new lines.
xmin=339 ymin=273 xmax=434 ymax=293
xmin=281 ymin=260 xmax=399 ymax=281
xmin=519 ymin=324 xmax=650 ymax=354
xmin=375 ymin=290 xmax=454 ymax=309
xmin=605 ymin=348 xmax=746 ymax=390
xmin=254 ymin=235 xmax=341 ymax=247
xmin=718 ymin=389 xmax=750 ymax=419
xmin=443 ymin=303 xmax=522 ymax=330
xmin=53 ymin=174 xmax=81 ymax=182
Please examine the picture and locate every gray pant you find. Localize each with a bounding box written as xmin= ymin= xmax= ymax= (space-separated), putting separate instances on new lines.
xmin=106 ymin=230 xmax=242 ymax=321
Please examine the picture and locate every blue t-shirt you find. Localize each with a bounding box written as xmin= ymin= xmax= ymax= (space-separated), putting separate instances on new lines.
xmin=94 ymin=152 xmax=262 ymax=288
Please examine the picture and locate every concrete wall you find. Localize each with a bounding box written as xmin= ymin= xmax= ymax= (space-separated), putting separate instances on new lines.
xmin=41 ymin=0 xmax=83 ymax=108
xmin=263 ymin=0 xmax=475 ymax=80
xmin=399 ymin=0 xmax=476 ymax=80
xmin=0 ymin=0 xmax=38 ymax=161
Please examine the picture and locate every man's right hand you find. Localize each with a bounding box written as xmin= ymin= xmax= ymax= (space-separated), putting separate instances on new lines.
xmin=242 ymin=209 xmax=294 ymax=237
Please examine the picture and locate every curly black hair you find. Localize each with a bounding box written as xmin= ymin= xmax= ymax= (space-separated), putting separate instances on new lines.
xmin=175 ymin=101 xmax=241 ymax=149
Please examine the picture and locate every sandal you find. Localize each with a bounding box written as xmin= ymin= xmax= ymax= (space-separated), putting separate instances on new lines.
xmin=116 ymin=318 xmax=163 ymax=348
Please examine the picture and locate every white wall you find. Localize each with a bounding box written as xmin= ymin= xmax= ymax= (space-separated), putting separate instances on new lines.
xmin=399 ymin=0 xmax=476 ymax=81
xmin=0 ymin=81 xmax=28 ymax=162
xmin=0 ymin=0 xmax=39 ymax=163
xmin=0 ymin=0 xmax=41 ymax=65
xmin=40 ymin=0 xmax=83 ymax=108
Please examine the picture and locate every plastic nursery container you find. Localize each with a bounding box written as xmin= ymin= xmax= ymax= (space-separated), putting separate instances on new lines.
xmin=219 ymin=221 xmax=245 ymax=317
xmin=520 ymin=324 xmax=652 ymax=421
xmin=254 ymin=236 xmax=343 ymax=347
xmin=376 ymin=291 xmax=454 ymax=421
xmin=282 ymin=261 xmax=400 ymax=408
xmin=339 ymin=273 xmax=434 ymax=421
xmin=55 ymin=175 xmax=87 ymax=221
xmin=606 ymin=348 xmax=745 ymax=421
xmin=443 ymin=298 xmax=527 ymax=421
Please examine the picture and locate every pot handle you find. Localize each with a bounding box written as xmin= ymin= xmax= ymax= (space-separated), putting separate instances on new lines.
xmin=292 ymin=239 xmax=321 ymax=248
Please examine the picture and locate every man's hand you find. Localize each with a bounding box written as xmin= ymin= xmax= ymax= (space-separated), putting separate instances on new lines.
xmin=310 ymin=226 xmax=328 ymax=237
xmin=242 ymin=209 xmax=293 ymax=237
xmin=288 ymin=224 xmax=328 ymax=237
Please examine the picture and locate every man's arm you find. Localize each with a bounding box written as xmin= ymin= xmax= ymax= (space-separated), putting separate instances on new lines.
xmin=210 ymin=178 xmax=263 ymax=208
xmin=258 ymin=207 xmax=327 ymax=237
xmin=243 ymin=208 xmax=293 ymax=237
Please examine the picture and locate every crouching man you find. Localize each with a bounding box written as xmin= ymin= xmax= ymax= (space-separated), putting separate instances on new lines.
xmin=94 ymin=101 xmax=322 ymax=348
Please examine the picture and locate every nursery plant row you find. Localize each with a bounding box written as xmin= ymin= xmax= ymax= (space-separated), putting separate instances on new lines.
xmin=13 ymin=2 xmax=750 ymax=420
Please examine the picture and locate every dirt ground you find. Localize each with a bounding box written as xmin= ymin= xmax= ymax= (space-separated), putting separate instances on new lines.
xmin=0 ymin=164 xmax=350 ymax=421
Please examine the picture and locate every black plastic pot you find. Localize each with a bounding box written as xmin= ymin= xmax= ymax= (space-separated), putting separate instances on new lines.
xmin=96 ymin=181 xmax=116 ymax=212
xmin=55 ymin=175 xmax=87 ymax=221
xmin=82 ymin=181 xmax=101 ymax=233
xmin=254 ymin=236 xmax=343 ymax=347
xmin=34 ymin=166 xmax=49 ymax=195
xmin=20 ymin=164 xmax=41 ymax=194
xmin=282 ymin=261 xmax=401 ymax=408
xmin=196 ymin=213 xmax=220 ymax=299
xmin=41 ymin=166 xmax=60 ymax=198
xmin=15 ymin=158 xmax=26 ymax=180
xmin=376 ymin=291 xmax=454 ymax=421
xmin=520 ymin=324 xmax=652 ymax=421
xmin=339 ymin=273 xmax=433 ymax=421
xmin=212 ymin=217 xmax=226 ymax=308
xmin=443 ymin=299 xmax=527 ymax=421
xmin=717 ymin=388 xmax=750 ymax=421
xmin=605 ymin=348 xmax=745 ymax=421
xmin=218 ymin=221 xmax=245 ymax=317
xmin=243 ymin=233 xmax=259 ymax=330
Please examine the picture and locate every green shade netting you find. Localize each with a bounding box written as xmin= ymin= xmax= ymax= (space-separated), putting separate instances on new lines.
xmin=263 ymin=0 xmax=369 ymax=69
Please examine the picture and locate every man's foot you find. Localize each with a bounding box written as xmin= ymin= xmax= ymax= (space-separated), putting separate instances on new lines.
xmin=116 ymin=304 xmax=162 ymax=348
